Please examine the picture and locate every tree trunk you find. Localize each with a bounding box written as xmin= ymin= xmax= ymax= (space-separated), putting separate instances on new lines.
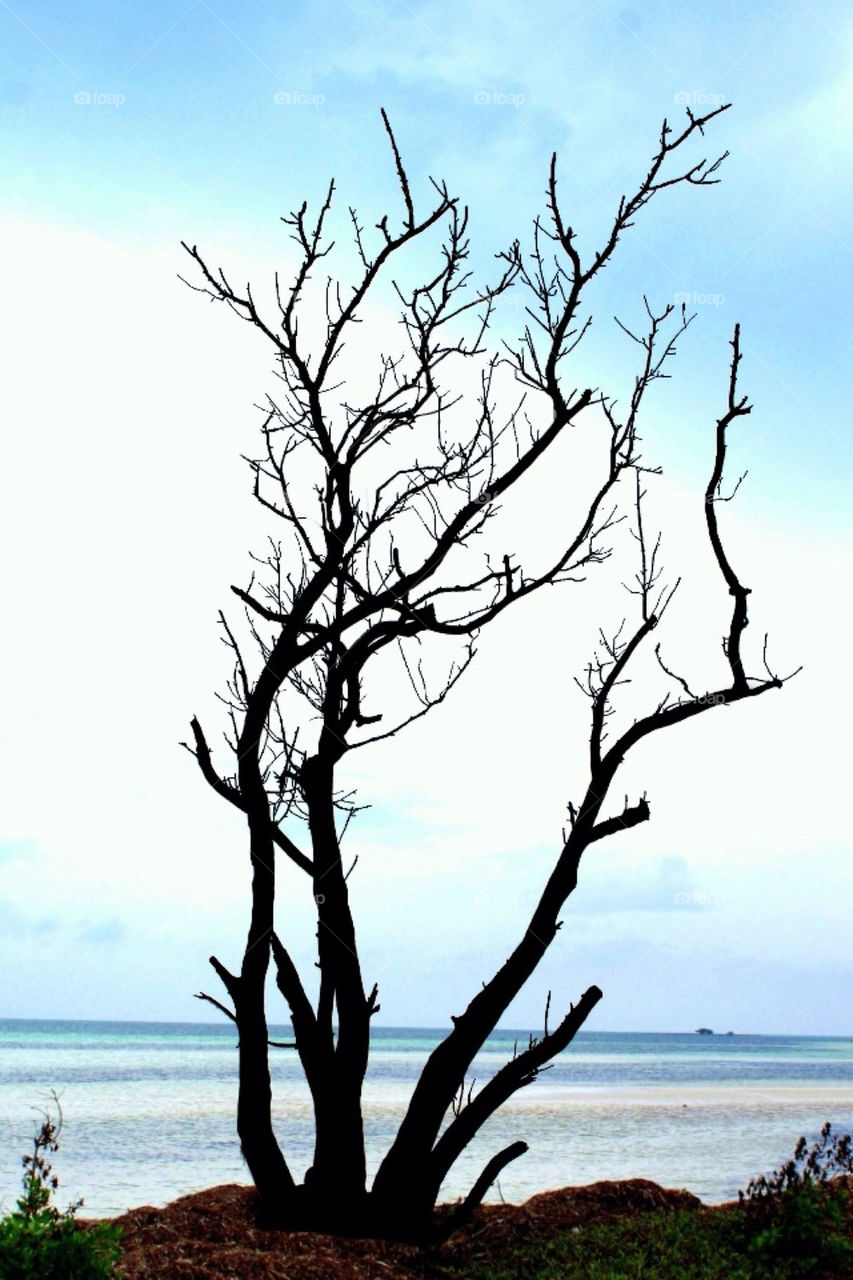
xmin=234 ymin=803 xmax=295 ymax=1219
xmin=235 ymin=984 xmax=294 ymax=1217
xmin=300 ymin=750 xmax=371 ymax=1205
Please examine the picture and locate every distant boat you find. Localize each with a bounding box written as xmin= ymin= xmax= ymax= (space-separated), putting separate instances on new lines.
xmin=695 ymin=1027 xmax=713 ymax=1035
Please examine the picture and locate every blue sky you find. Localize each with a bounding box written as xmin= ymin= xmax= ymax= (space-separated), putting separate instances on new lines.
xmin=0 ymin=0 xmax=851 ymax=1033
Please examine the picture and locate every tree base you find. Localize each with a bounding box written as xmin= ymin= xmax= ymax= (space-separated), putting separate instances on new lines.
xmin=255 ymin=1185 xmax=460 ymax=1244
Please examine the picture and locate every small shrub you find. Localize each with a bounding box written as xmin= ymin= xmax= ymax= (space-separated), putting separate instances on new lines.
xmin=739 ymin=1122 xmax=853 ymax=1277
xmin=0 ymin=1092 xmax=122 ymax=1280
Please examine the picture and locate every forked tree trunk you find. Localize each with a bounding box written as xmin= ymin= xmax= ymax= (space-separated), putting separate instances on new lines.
xmin=370 ymin=813 xmax=599 ymax=1223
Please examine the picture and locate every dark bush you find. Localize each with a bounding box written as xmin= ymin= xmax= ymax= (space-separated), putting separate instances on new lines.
xmin=0 ymin=1093 xmax=122 ymax=1280
xmin=739 ymin=1122 xmax=853 ymax=1277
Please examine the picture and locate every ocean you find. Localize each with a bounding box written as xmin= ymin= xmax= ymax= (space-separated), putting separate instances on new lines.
xmin=2 ymin=1020 xmax=852 ymax=1219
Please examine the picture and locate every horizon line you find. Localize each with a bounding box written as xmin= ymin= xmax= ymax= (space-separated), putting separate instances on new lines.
xmin=1 ymin=1016 xmax=848 ymax=1039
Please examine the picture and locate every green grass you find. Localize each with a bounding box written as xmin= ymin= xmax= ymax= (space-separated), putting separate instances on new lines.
xmin=437 ymin=1204 xmax=853 ymax=1280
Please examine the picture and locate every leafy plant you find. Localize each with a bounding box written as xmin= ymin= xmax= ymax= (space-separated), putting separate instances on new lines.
xmin=738 ymin=1123 xmax=853 ymax=1277
xmin=0 ymin=1092 xmax=122 ymax=1280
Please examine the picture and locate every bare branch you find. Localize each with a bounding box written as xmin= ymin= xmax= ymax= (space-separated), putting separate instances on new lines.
xmin=435 ymin=1141 xmax=529 ymax=1240
xmin=194 ymin=991 xmax=236 ymax=1022
xmin=705 ymin=323 xmax=753 ymax=692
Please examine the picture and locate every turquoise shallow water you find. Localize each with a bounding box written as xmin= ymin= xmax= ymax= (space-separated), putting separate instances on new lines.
xmin=2 ymin=1020 xmax=852 ymax=1217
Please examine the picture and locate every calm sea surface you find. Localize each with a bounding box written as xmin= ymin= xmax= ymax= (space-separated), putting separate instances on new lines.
xmin=2 ymin=1020 xmax=852 ymax=1217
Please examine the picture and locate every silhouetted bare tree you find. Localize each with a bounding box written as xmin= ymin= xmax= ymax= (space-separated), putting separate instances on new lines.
xmin=180 ymin=105 xmax=796 ymax=1240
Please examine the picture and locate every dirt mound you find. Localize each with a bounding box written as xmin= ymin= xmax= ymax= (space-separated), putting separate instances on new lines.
xmin=110 ymin=1179 xmax=702 ymax=1280
xmin=115 ymin=1185 xmax=421 ymax=1280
